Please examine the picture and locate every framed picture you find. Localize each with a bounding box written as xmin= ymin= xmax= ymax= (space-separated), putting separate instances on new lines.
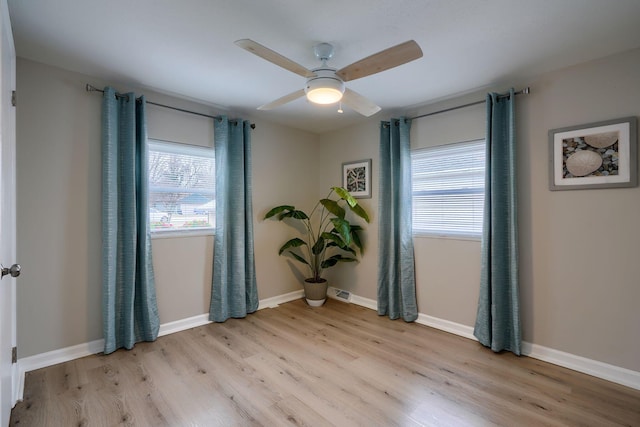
xmin=549 ymin=117 xmax=637 ymax=190
xmin=342 ymin=159 xmax=372 ymax=198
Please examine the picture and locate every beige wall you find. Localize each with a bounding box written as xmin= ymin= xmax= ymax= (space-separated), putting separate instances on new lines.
xmin=317 ymin=121 xmax=379 ymax=299
xmin=252 ymin=120 xmax=321 ymax=297
xmin=517 ymin=49 xmax=640 ymax=371
xmin=16 ymin=46 xmax=640 ymax=374
xmin=319 ymin=48 xmax=640 ymax=373
xmin=15 ymin=58 xmax=318 ymax=358
xmin=16 ymin=60 xmax=102 ymax=358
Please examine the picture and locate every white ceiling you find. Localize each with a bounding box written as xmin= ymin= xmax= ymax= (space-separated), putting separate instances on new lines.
xmin=8 ymin=0 xmax=640 ymax=134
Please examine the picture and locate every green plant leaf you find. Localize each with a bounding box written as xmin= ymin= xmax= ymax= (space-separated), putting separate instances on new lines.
xmin=321 ymin=232 xmax=345 ymax=247
xmin=332 ymin=187 xmax=369 ymax=221
xmin=330 ymin=244 xmax=356 ymax=255
xmin=265 ymin=188 xmax=369 ymax=278
xmin=350 ymin=229 xmax=363 ymax=253
xmin=321 ymin=254 xmax=357 ymax=268
xmin=322 ymin=232 xmax=355 ymax=254
xmin=332 ymin=187 xmax=358 ymax=208
xmin=338 ymin=242 xmax=356 ymax=255
xmin=330 ymin=218 xmax=351 ymax=246
xmin=278 ymin=238 xmax=307 ymax=255
xmin=320 ymin=199 xmax=345 ymax=219
xmin=264 ymin=205 xmax=294 ymax=219
xmin=321 ymin=258 xmax=339 ymax=268
xmin=348 ymin=203 xmax=370 ymax=223
xmin=279 ymin=209 xmax=309 ymax=220
xmin=343 ymin=246 xmax=356 ymax=255
xmin=287 ymin=251 xmax=310 ymax=266
xmin=312 ymin=236 xmax=325 ymax=255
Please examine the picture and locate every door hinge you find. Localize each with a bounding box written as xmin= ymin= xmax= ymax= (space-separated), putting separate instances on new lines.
xmin=11 ymin=90 xmax=16 ymax=107
xmin=11 ymin=347 xmax=16 ymax=364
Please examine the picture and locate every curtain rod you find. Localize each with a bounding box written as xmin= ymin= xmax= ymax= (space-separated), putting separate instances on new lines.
xmin=85 ymin=84 xmax=255 ymax=129
xmin=408 ymin=87 xmax=530 ymax=121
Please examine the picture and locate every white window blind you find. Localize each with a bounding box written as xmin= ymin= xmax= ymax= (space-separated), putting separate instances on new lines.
xmin=411 ymin=139 xmax=485 ymax=238
xmin=148 ymin=140 xmax=215 ymax=232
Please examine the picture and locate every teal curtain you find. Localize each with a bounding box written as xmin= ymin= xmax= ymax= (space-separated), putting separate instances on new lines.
xmin=102 ymin=87 xmax=159 ymax=355
xmin=474 ymin=89 xmax=521 ymax=355
xmin=209 ymin=116 xmax=259 ymax=322
xmin=378 ymin=118 xmax=418 ymax=321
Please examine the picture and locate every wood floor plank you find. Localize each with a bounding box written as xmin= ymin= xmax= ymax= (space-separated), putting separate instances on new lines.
xmin=269 ymin=395 xmax=335 ymax=427
xmin=141 ymin=346 xmax=223 ymax=425
xmin=166 ymin=328 xmax=282 ymax=426
xmin=10 ymin=299 xmax=640 ymax=426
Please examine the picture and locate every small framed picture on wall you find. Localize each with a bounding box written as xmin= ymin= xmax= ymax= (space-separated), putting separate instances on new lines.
xmin=342 ymin=159 xmax=372 ymax=198
xmin=549 ymin=116 xmax=637 ymax=190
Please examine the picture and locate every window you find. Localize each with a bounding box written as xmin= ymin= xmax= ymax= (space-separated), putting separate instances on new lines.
xmin=411 ymin=139 xmax=485 ymax=239
xmin=148 ymin=140 xmax=215 ymax=233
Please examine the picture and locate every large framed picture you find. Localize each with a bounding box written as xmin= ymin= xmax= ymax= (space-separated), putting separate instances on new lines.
xmin=342 ymin=159 xmax=371 ymax=198
xmin=549 ymin=117 xmax=637 ymax=190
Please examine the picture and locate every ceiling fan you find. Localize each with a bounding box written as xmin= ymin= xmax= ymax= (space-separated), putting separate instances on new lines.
xmin=235 ymin=39 xmax=423 ymax=117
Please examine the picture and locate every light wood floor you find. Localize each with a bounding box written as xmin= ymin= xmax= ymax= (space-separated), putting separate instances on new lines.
xmin=10 ymin=299 xmax=640 ymax=426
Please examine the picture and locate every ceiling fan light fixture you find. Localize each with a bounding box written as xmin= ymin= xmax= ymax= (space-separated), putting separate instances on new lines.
xmin=236 ymin=39 xmax=420 ymax=115
xmin=305 ymin=75 xmax=345 ymax=105
xmin=306 ymin=87 xmax=343 ymax=104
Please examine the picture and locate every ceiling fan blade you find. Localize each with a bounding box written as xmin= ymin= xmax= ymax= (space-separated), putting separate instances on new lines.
xmin=341 ymin=89 xmax=381 ymax=117
xmin=235 ymin=39 xmax=315 ymax=78
xmin=336 ymin=40 xmax=423 ymax=82
xmin=257 ymin=89 xmax=306 ymax=110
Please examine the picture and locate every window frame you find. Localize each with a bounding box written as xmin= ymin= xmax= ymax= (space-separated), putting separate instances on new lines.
xmin=147 ymin=139 xmax=216 ymax=238
xmin=411 ymin=138 xmax=486 ymax=241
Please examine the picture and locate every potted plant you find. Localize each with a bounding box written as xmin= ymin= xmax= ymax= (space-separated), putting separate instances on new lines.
xmin=264 ymin=187 xmax=370 ymax=306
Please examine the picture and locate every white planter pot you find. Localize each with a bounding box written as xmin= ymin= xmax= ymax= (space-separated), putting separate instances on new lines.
xmin=303 ymin=279 xmax=328 ymax=307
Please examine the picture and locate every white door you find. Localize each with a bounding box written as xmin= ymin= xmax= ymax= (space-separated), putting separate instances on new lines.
xmin=0 ymin=0 xmax=17 ymax=424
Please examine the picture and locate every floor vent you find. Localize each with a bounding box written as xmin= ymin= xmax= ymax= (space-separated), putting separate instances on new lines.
xmin=333 ymin=288 xmax=351 ymax=302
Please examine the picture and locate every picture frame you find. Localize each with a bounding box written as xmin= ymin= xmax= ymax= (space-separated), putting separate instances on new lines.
xmin=549 ymin=117 xmax=637 ymax=190
xmin=342 ymin=159 xmax=372 ymax=198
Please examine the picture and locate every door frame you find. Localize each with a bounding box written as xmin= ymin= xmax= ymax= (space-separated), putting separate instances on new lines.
xmin=1 ymin=0 xmax=18 ymax=421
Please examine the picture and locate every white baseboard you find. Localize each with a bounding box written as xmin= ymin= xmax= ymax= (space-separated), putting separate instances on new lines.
xmin=342 ymin=291 xmax=640 ymax=391
xmin=350 ymin=294 xmax=377 ymax=311
xmin=12 ymin=363 xmax=19 ymax=406
xmin=258 ymin=289 xmax=304 ymax=309
xmin=521 ymin=341 xmax=640 ymax=391
xmin=16 ymin=288 xmax=640 ymax=403
xmin=327 ymin=286 xmax=377 ymax=310
xmin=159 ymin=290 xmax=305 ymax=336
xmin=17 ymin=339 xmax=104 ymax=401
xmin=15 ymin=290 xmax=304 ymax=401
xmin=416 ymin=313 xmax=477 ymax=341
xmin=158 ymin=313 xmax=211 ymax=337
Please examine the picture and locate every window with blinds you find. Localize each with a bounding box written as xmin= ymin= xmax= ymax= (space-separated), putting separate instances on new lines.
xmin=148 ymin=140 xmax=215 ymax=233
xmin=411 ymin=139 xmax=485 ymax=239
